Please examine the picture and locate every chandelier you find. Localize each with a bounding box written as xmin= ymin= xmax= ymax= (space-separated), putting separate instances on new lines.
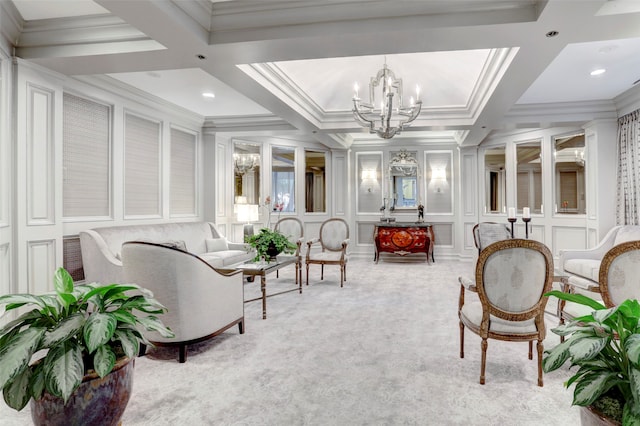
xmin=234 ymin=153 xmax=259 ymax=175
xmin=352 ymin=62 xmax=422 ymax=139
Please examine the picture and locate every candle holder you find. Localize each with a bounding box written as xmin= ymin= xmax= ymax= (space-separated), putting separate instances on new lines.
xmin=522 ymin=217 xmax=531 ymax=239
xmin=507 ymin=217 xmax=517 ymax=238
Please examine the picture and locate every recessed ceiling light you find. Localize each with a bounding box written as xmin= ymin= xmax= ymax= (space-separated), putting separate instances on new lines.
xmin=202 ymin=92 xmax=215 ymax=99
xmin=590 ymin=69 xmax=606 ymax=76
xmin=545 ymin=30 xmax=559 ymax=38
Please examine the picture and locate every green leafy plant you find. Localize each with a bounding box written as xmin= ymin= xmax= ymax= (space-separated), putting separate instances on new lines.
xmin=543 ymin=291 xmax=640 ymax=425
xmin=246 ymin=228 xmax=297 ymax=262
xmin=0 ymin=267 xmax=174 ymax=411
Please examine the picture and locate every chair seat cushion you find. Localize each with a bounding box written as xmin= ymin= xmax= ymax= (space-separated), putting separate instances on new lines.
xmin=199 ymin=250 xmax=250 ymax=266
xmin=564 ymin=259 xmax=600 ymax=281
xmin=308 ymin=251 xmax=348 ymax=262
xmin=460 ymin=300 xmax=537 ymax=334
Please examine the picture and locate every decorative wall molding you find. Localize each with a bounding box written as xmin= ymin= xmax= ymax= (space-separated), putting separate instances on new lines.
xmin=334 ymin=153 xmax=347 ymax=216
xmin=551 ymin=226 xmax=586 ymax=257
xmin=216 ymin=143 xmax=227 ymax=217
xmin=27 ymin=239 xmax=55 ymax=295
xmin=0 ymin=243 xmax=10 ymax=298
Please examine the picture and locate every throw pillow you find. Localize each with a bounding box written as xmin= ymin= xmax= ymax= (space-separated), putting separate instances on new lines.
xmin=206 ymin=238 xmax=229 ymax=252
xmin=158 ymin=240 xmax=188 ymax=251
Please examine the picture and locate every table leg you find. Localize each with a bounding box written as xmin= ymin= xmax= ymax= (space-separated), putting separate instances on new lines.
xmin=261 ymin=274 xmax=267 ymax=320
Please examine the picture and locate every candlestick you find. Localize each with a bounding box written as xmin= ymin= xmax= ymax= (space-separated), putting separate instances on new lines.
xmin=508 ymin=207 xmax=516 ymax=219
xmin=522 ymin=217 xmax=531 ymax=239
xmin=507 ymin=217 xmax=516 ymax=238
xmin=523 ymin=207 xmax=530 ymax=219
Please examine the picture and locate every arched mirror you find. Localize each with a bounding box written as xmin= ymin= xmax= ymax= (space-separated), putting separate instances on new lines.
xmin=233 ymin=141 xmax=260 ymax=205
xmin=516 ymin=140 xmax=543 ymax=214
xmin=305 ymin=150 xmax=326 ymax=213
xmin=553 ymin=132 xmax=586 ymax=214
xmin=484 ymin=146 xmax=506 ymax=214
xmin=388 ymin=149 xmax=418 ymax=210
xmin=272 ymin=146 xmax=295 ymax=212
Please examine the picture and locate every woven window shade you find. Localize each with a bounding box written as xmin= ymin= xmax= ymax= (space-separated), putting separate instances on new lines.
xmin=63 ymin=94 xmax=110 ymax=217
xmin=517 ymin=171 xmax=529 ymax=209
xmin=170 ymin=128 xmax=196 ymax=215
xmin=560 ymin=171 xmax=578 ymax=209
xmin=533 ymin=171 xmax=542 ymax=211
xmin=63 ymin=236 xmax=85 ymax=282
xmin=124 ymin=114 xmax=161 ymax=216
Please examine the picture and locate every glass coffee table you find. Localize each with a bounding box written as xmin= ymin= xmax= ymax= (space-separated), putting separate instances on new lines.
xmin=221 ymin=256 xmax=300 ymax=320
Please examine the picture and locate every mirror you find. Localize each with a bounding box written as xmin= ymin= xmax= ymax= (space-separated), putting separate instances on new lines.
xmin=516 ymin=140 xmax=543 ymax=214
xmin=484 ymin=146 xmax=506 ymax=214
xmin=553 ymin=132 xmax=586 ymax=214
xmin=388 ymin=150 xmax=418 ymax=210
xmin=305 ymin=150 xmax=326 ymax=212
xmin=271 ymin=146 xmax=295 ymax=212
xmin=233 ymin=141 xmax=260 ymax=205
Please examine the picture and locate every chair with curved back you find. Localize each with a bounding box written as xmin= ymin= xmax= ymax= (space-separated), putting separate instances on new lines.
xmin=306 ymin=218 xmax=349 ymax=287
xmin=274 ymin=217 xmax=305 ymax=284
xmin=458 ymin=239 xmax=554 ymax=387
xmin=472 ymin=222 xmax=512 ymax=254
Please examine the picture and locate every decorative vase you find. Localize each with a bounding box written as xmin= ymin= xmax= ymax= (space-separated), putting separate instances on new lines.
xmin=30 ymin=356 xmax=135 ymax=426
xmin=580 ymin=405 xmax=621 ymax=426
xmin=266 ymin=242 xmax=281 ymax=261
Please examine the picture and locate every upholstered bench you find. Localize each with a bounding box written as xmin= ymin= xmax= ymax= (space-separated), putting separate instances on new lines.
xmin=80 ymin=221 xmax=254 ymax=285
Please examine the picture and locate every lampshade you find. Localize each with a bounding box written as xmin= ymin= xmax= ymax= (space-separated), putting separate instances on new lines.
xmin=237 ymin=204 xmax=259 ymax=223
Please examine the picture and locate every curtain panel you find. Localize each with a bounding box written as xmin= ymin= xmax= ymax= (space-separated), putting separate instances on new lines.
xmin=617 ymin=109 xmax=640 ymax=225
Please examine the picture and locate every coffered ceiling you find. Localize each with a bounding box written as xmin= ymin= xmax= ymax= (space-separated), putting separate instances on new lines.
xmin=3 ymin=0 xmax=640 ymax=148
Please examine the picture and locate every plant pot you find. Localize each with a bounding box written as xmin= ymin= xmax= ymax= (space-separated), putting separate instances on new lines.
xmin=266 ymin=242 xmax=282 ymax=260
xmin=30 ymin=356 xmax=135 ymax=426
xmin=580 ymin=405 xmax=622 ymax=426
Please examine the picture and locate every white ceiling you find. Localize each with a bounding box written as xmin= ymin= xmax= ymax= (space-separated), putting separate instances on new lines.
xmin=6 ymin=0 xmax=640 ymax=148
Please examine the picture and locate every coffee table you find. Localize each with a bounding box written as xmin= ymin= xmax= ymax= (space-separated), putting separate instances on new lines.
xmin=222 ymin=256 xmax=300 ymax=320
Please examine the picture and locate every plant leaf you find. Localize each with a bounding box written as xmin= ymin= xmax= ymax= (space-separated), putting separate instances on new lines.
xmin=550 ymin=323 xmax=596 ymax=337
xmin=544 ymin=290 xmax=606 ymax=311
xmin=568 ymin=336 xmax=609 ymax=363
xmin=631 ymin=366 xmax=640 ymax=410
xmin=623 ymin=399 xmax=640 ymax=426
xmin=44 ymin=340 xmax=83 ymax=403
xmin=627 ymin=335 xmax=640 ymax=367
xmin=137 ymin=315 xmax=174 ymax=338
xmin=111 ymin=309 xmax=136 ymax=325
xmin=573 ymin=371 xmax=618 ymax=406
xmin=592 ymin=306 xmax=618 ymax=324
xmin=83 ymin=312 xmax=117 ymax=353
xmin=543 ymin=338 xmax=573 ymax=372
xmin=30 ymin=361 xmax=46 ymax=401
xmin=41 ymin=313 xmax=85 ymax=348
xmin=0 ymin=309 xmax=44 ymax=336
xmin=0 ymin=327 xmax=45 ymax=390
xmin=93 ymin=345 xmax=116 ymax=378
xmin=3 ymin=367 xmax=32 ymax=411
xmin=53 ymin=267 xmax=74 ymax=295
xmin=114 ymin=329 xmax=139 ymax=359
xmin=0 ymin=294 xmax=47 ymax=311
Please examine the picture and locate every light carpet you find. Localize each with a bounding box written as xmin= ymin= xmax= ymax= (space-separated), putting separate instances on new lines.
xmin=1 ymin=256 xmax=580 ymax=425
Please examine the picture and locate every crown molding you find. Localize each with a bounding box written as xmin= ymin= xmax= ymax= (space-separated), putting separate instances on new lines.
xmin=202 ymin=114 xmax=295 ymax=132
xmin=0 ymin=0 xmax=22 ymax=54
xmin=503 ymin=100 xmax=618 ymax=128
xmin=615 ymin=83 xmax=640 ymax=117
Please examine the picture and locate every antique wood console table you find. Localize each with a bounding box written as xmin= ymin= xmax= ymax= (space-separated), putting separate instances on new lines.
xmin=373 ymin=222 xmax=434 ymax=263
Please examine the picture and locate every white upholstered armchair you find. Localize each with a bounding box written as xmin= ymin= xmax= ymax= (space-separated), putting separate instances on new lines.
xmin=122 ymin=241 xmax=245 ymax=363
xmin=274 ymin=217 xmax=305 ymax=284
xmin=472 ymin=222 xmax=511 ymax=254
xmin=458 ymin=239 xmax=554 ymax=387
xmin=306 ymin=218 xmax=349 ymax=287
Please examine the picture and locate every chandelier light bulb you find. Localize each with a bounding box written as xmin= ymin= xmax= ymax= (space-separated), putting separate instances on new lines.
xmin=354 ymin=82 xmax=359 ymax=98
xmin=416 ymin=85 xmax=421 ymax=100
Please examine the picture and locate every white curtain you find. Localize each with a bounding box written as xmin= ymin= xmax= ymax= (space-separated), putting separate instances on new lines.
xmin=617 ymin=109 xmax=640 ymax=224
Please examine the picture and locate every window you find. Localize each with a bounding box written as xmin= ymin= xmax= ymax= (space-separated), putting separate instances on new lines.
xmin=516 ymin=140 xmax=542 ymax=214
xmin=553 ymin=132 xmax=586 ymax=214
xmin=124 ymin=114 xmax=161 ymax=217
xmin=63 ymin=93 xmax=111 ymax=218
xmin=233 ymin=141 xmax=260 ymax=205
xmin=170 ymin=128 xmax=197 ymax=216
xmin=483 ymin=146 xmax=506 ymax=214
xmin=305 ymin=150 xmax=326 ymax=213
xmin=272 ymin=146 xmax=295 ymax=212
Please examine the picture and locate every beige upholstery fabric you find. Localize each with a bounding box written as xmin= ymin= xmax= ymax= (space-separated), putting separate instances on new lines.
xmin=473 ymin=223 xmax=511 ymax=252
xmin=563 ymin=259 xmax=601 ymax=282
xmin=306 ymin=218 xmax=349 ymax=287
xmin=206 ymin=238 xmax=229 ymax=252
xmin=122 ymin=242 xmax=244 ymax=362
xmin=614 ymin=226 xmax=640 ymax=246
xmin=606 ymin=248 xmax=640 ymax=305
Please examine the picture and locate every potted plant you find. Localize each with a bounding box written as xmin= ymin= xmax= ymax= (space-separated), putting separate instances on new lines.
xmin=0 ymin=267 xmax=174 ymax=425
xmin=543 ymin=290 xmax=640 ymax=425
xmin=246 ymin=227 xmax=297 ymax=262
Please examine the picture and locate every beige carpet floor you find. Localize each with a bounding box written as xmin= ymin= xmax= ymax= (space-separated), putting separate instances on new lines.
xmin=1 ymin=255 xmax=580 ymax=425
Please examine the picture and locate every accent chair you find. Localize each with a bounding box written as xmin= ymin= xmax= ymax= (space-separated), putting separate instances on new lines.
xmin=458 ymin=239 xmax=554 ymax=387
xmin=274 ymin=217 xmax=305 ymax=284
xmin=306 ymin=218 xmax=349 ymax=287
xmin=472 ymin=222 xmax=511 ymax=254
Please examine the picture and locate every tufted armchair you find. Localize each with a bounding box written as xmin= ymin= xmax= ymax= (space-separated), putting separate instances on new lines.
xmin=458 ymin=239 xmax=554 ymax=386
xmin=306 ymin=218 xmax=349 ymax=287
xmin=274 ymin=217 xmax=305 ymax=284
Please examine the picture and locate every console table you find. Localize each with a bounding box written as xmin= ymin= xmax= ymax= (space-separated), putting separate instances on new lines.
xmin=373 ymin=222 xmax=434 ymax=263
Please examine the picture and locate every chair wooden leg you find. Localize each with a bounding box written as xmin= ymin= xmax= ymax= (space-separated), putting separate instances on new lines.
xmin=537 ymin=340 xmax=544 ymax=387
xmin=340 ymin=265 xmax=344 ymax=287
xmin=480 ymin=338 xmax=488 ymax=385
xmin=238 ymin=319 xmax=245 ymax=334
xmin=344 ymin=264 xmax=347 ymax=281
xmin=179 ymin=344 xmax=187 ymax=363
xmin=306 ymin=263 xmax=310 ymax=286
xmin=459 ymin=321 xmax=464 ymax=358
xmin=321 ymin=265 xmax=324 ymax=280
xmin=528 ymin=341 xmax=533 ymax=360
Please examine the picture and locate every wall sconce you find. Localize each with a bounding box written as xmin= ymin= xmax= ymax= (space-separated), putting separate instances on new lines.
xmin=430 ymin=167 xmax=447 ymax=193
xmin=361 ymin=169 xmax=377 ymax=192
xmin=237 ymin=204 xmax=259 ymax=239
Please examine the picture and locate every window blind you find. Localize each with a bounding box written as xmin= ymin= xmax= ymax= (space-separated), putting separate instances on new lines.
xmin=560 ymin=171 xmax=578 ymax=209
xmin=517 ymin=171 xmax=529 ymax=209
xmin=170 ymin=128 xmax=197 ymax=215
xmin=63 ymin=93 xmax=110 ymax=217
xmin=63 ymin=236 xmax=85 ymax=282
xmin=124 ymin=114 xmax=161 ymax=216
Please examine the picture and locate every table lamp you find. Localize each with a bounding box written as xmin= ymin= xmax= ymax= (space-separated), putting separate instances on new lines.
xmin=237 ymin=204 xmax=259 ymax=239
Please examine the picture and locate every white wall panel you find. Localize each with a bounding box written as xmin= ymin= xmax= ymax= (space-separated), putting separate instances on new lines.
xmin=462 ymin=152 xmax=476 ymax=216
xmin=464 ymin=222 xmax=476 ymax=250
xmin=334 ymin=153 xmax=347 ymax=216
xmin=552 ymin=226 xmax=587 ymax=257
xmin=0 ymin=243 xmax=10 ymax=294
xmin=27 ymin=85 xmax=55 ymax=225
xmin=357 ymin=222 xmax=375 ymax=245
xmin=27 ymin=240 xmax=55 ymax=294
xmin=432 ymin=223 xmax=454 ymax=247
xmin=217 ymin=142 xmax=227 ymax=217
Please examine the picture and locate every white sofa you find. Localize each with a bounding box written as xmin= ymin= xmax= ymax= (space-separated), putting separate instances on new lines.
xmin=80 ymin=221 xmax=253 ymax=285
